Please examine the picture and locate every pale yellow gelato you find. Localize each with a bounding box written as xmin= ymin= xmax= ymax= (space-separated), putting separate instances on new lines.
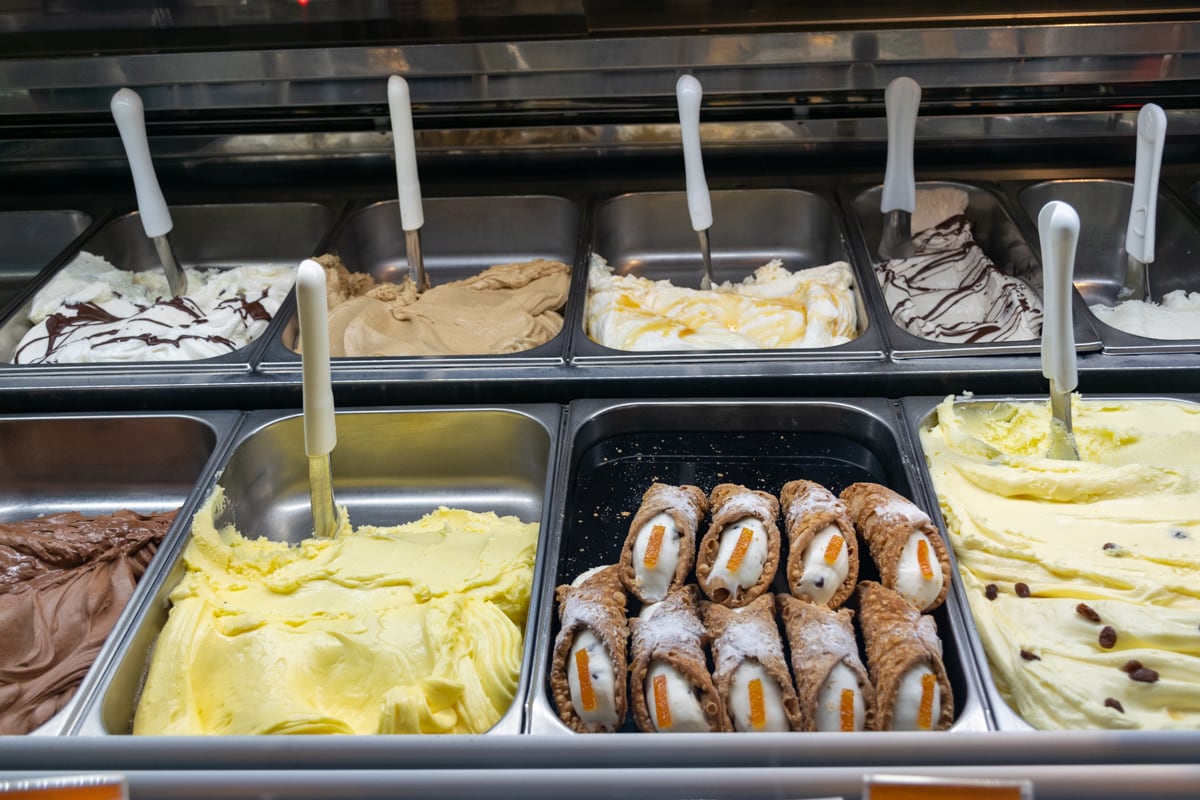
xmin=132 ymin=488 xmax=539 ymax=735
xmin=303 ymin=255 xmax=570 ymax=357
xmin=919 ymin=396 xmax=1200 ymax=730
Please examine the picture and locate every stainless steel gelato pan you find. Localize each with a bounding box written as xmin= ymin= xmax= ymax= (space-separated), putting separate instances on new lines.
xmin=0 ymin=410 xmax=239 ymax=736
xmin=1015 ymin=179 xmax=1200 ymax=354
xmin=0 ymin=209 xmax=93 ymax=313
xmin=74 ymin=404 xmax=561 ymax=737
xmin=258 ymin=195 xmax=580 ymax=370
xmin=527 ymin=397 xmax=989 ymax=736
xmin=0 ymin=202 xmax=336 ymax=373
xmin=570 ymin=189 xmax=885 ymax=363
xmin=846 ymin=180 xmax=1102 ymax=359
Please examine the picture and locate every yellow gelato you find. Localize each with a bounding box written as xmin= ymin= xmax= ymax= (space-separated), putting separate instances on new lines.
xmin=132 ymin=488 xmax=539 ymax=735
xmin=919 ymin=396 xmax=1200 ymax=730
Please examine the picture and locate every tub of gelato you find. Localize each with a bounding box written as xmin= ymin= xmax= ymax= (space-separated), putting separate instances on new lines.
xmin=846 ymin=181 xmax=1101 ymax=359
xmin=76 ymin=404 xmax=560 ymax=737
xmin=0 ymin=202 xmax=336 ymax=371
xmin=0 ymin=409 xmax=238 ymax=736
xmin=527 ymin=398 xmax=988 ymax=737
xmin=258 ymin=195 xmax=579 ymax=369
xmin=573 ymin=189 xmax=884 ymax=363
xmin=1016 ymin=179 xmax=1200 ymax=354
xmin=0 ymin=209 xmax=93 ymax=313
xmin=906 ymin=393 xmax=1200 ymax=735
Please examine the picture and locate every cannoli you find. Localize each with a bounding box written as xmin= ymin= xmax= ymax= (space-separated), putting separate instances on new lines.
xmin=695 ymin=484 xmax=781 ymax=608
xmin=840 ymin=482 xmax=950 ymax=612
xmin=856 ymin=581 xmax=954 ymax=731
xmin=618 ymin=483 xmax=708 ymax=603
xmin=780 ymin=479 xmax=859 ymax=609
xmin=550 ymin=564 xmax=629 ymax=732
xmin=776 ymin=594 xmax=876 ymax=732
xmin=704 ymin=593 xmax=802 ymax=732
xmin=629 ymin=585 xmax=730 ymax=732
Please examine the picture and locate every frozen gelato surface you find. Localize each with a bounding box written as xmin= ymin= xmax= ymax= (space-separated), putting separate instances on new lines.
xmin=877 ymin=216 xmax=1043 ymax=343
xmin=315 ymin=254 xmax=570 ymax=357
xmin=919 ymin=396 xmax=1200 ymax=730
xmin=13 ymin=252 xmax=295 ymax=364
xmin=0 ymin=509 xmax=176 ymax=735
xmin=910 ymin=187 xmax=970 ymax=234
xmin=585 ymin=254 xmax=858 ymax=351
xmin=132 ymin=489 xmax=539 ymax=735
xmin=1090 ymin=289 xmax=1200 ymax=340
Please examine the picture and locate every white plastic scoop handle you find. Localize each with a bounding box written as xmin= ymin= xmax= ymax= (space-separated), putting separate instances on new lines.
xmin=676 ymin=74 xmax=712 ymax=232
xmin=1125 ymin=103 xmax=1167 ymax=264
xmin=388 ymin=75 xmax=424 ymax=233
xmin=297 ymin=259 xmax=336 ymax=458
xmin=1039 ymin=201 xmax=1080 ymax=394
xmin=881 ymin=76 xmax=921 ymax=214
xmin=110 ymin=88 xmax=173 ymax=240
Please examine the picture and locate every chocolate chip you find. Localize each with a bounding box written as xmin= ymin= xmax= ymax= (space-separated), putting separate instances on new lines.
xmin=1104 ymin=697 xmax=1125 ymax=713
xmin=1172 ymin=529 xmax=1189 ymax=540
xmin=1020 ymin=649 xmax=1040 ymax=661
xmin=1130 ymin=667 xmax=1160 ymax=683
xmin=1015 ymin=582 xmax=1031 ymax=598
xmin=1099 ymin=626 xmax=1117 ymax=649
xmin=1121 ymin=659 xmax=1143 ymax=673
xmin=985 ymin=584 xmax=998 ymax=601
xmin=814 ymin=576 xmax=825 ymax=588
xmin=1103 ymin=542 xmax=1119 ymax=551
xmin=1076 ymin=603 xmax=1101 ymax=623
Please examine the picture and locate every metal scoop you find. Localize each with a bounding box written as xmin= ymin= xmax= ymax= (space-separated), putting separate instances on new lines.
xmin=1039 ymin=201 xmax=1082 ymax=461
xmin=110 ymin=88 xmax=187 ymax=298
xmin=388 ymin=75 xmax=430 ymax=293
xmin=1121 ymin=103 xmax=1167 ymax=301
xmin=297 ymin=259 xmax=340 ymax=537
xmin=676 ymin=75 xmax=715 ymax=290
xmin=878 ymin=77 xmax=921 ymax=261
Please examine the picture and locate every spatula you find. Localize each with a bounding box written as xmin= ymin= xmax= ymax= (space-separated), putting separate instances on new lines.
xmin=388 ymin=75 xmax=430 ymax=293
xmin=676 ymin=74 xmax=715 ymax=290
xmin=1121 ymin=103 xmax=1167 ymax=301
xmin=878 ymin=77 xmax=921 ymax=261
xmin=110 ymin=88 xmax=187 ymax=297
xmin=1038 ymin=201 xmax=1082 ymax=461
xmin=297 ymin=258 xmax=340 ymax=537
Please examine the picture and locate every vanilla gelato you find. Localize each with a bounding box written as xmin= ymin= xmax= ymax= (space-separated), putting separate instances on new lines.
xmin=919 ymin=395 xmax=1200 ymax=729
xmin=585 ymin=254 xmax=858 ymax=351
xmin=1090 ymin=289 xmax=1200 ymax=339
xmin=13 ymin=252 xmax=294 ymax=364
xmin=133 ymin=488 xmax=539 ymax=735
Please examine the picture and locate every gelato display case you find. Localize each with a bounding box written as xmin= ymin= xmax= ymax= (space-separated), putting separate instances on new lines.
xmin=2 ymin=2 xmax=1200 ymax=798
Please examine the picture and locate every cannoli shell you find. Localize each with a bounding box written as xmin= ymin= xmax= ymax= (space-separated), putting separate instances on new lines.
xmin=776 ymin=593 xmax=876 ymax=732
xmin=856 ymin=581 xmax=954 ymax=731
xmin=704 ymin=593 xmax=803 ymax=731
xmin=696 ymin=483 xmax=781 ymax=608
xmin=551 ymin=565 xmax=629 ymax=733
xmin=618 ymin=483 xmax=708 ymax=603
xmin=780 ymin=479 xmax=860 ymax=609
xmin=629 ymin=585 xmax=731 ymax=732
xmin=841 ymin=482 xmax=951 ymax=611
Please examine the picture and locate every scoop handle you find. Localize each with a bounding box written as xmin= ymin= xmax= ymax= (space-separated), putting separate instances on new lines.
xmin=297 ymin=259 xmax=336 ymax=458
xmin=388 ymin=75 xmax=424 ymax=232
xmin=675 ymin=74 xmax=712 ymax=232
xmin=110 ymin=88 xmax=173 ymax=239
xmin=1125 ymin=103 xmax=1167 ymax=264
xmin=1039 ymin=201 xmax=1080 ymax=393
xmin=881 ymin=76 xmax=921 ymax=214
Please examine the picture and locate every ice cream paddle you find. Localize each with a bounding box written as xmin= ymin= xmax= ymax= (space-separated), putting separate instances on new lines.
xmin=388 ymin=75 xmax=430 ymax=293
xmin=676 ymin=75 xmax=715 ymax=290
xmin=1121 ymin=103 xmax=1167 ymax=301
xmin=297 ymin=259 xmax=340 ymax=538
xmin=110 ymin=88 xmax=187 ymax=298
xmin=1038 ymin=201 xmax=1082 ymax=461
xmin=878 ymin=77 xmax=921 ymax=261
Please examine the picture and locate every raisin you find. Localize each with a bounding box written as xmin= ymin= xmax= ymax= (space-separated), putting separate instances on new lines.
xmin=1014 ymin=582 xmax=1031 ymax=598
xmin=1103 ymin=542 xmax=1119 ymax=551
xmin=985 ymin=584 xmax=998 ymax=601
xmin=1099 ymin=626 xmax=1117 ymax=649
xmin=1020 ymin=649 xmax=1040 ymax=661
xmin=1076 ymin=603 xmax=1101 ymax=623
xmin=1104 ymin=697 xmax=1125 ymax=713
xmin=1121 ymin=660 xmax=1143 ymax=673
xmin=1130 ymin=668 xmax=1160 ymax=683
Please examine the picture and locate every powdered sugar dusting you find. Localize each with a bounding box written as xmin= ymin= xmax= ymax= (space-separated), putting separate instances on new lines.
xmin=713 ymin=612 xmax=784 ymax=675
xmin=874 ymin=497 xmax=930 ymax=528
xmin=717 ymin=492 xmax=774 ymax=524
xmin=915 ymin=613 xmax=943 ymax=658
xmin=561 ymin=592 xmax=616 ymax=636
xmin=794 ymin=611 xmax=858 ymax=663
xmin=632 ymin=596 xmax=706 ymax=663
xmin=651 ymin=485 xmax=701 ymax=529
xmin=786 ymin=486 xmax=844 ymax=530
